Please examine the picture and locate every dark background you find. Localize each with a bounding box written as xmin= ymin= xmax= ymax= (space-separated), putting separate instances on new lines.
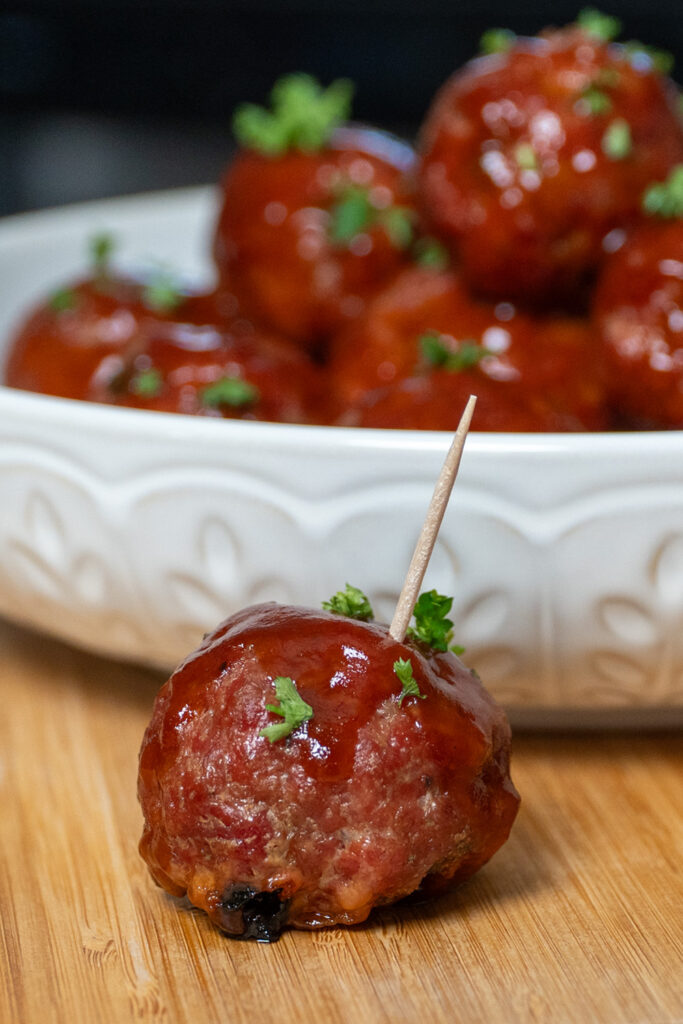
xmin=2 ymin=0 xmax=681 ymax=216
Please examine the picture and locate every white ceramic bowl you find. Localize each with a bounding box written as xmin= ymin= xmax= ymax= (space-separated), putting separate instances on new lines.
xmin=2 ymin=187 xmax=683 ymax=726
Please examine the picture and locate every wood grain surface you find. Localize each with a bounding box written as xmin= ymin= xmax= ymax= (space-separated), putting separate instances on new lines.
xmin=1 ymin=617 xmax=681 ymax=1024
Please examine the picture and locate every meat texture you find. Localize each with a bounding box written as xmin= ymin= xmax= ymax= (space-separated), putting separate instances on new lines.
xmin=138 ymin=602 xmax=519 ymax=939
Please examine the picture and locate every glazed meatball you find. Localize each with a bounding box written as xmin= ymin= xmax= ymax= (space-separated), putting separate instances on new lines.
xmin=89 ymin=296 xmax=320 ymax=423
xmin=214 ymin=75 xmax=416 ymax=349
xmin=593 ymin=181 xmax=683 ymax=428
xmin=138 ymin=598 xmax=519 ymax=939
xmin=345 ymin=371 xmax=568 ymax=432
xmin=418 ymin=16 xmax=683 ymax=302
xmin=5 ymin=272 xmax=153 ymax=400
xmin=328 ymin=265 xmax=607 ymax=431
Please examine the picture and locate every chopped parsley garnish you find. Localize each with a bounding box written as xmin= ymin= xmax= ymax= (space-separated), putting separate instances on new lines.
xmin=260 ymin=676 xmax=313 ymax=743
xmin=233 ymin=73 xmax=354 ymax=156
xmin=328 ymin=185 xmax=374 ymax=244
xmin=576 ymin=82 xmax=613 ymax=117
xmin=328 ymin=184 xmax=415 ymax=250
xmin=200 ymin=376 xmax=259 ymax=409
xmin=322 ymin=583 xmax=374 ymax=621
xmin=514 ymin=143 xmax=539 ymax=172
xmin=642 ymin=165 xmax=683 ymax=219
xmin=381 ymin=206 xmax=415 ymax=249
xmin=90 ymin=232 xmax=114 ymax=275
xmin=393 ymin=658 xmax=426 ymax=706
xmin=420 ymin=332 xmax=491 ymax=372
xmin=479 ymin=28 xmax=516 ymax=55
xmin=130 ymin=367 xmax=163 ymax=398
xmin=601 ymin=118 xmax=632 ymax=160
xmin=620 ymin=41 xmax=674 ymax=76
xmin=49 ymin=287 xmax=78 ymax=313
xmin=577 ymin=8 xmax=622 ymax=43
xmin=143 ymin=270 xmax=184 ymax=313
xmin=406 ymin=590 xmax=456 ymax=653
xmin=413 ymin=236 xmax=450 ymax=271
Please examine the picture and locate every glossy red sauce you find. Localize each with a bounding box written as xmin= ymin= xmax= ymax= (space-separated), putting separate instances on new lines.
xmin=418 ymin=27 xmax=683 ymax=301
xmin=593 ymin=218 xmax=683 ymax=427
xmin=214 ymin=125 xmax=417 ymax=348
xmin=138 ymin=603 xmax=519 ymax=932
xmin=5 ymin=274 xmax=152 ymax=400
xmin=329 ymin=265 xmax=607 ymax=430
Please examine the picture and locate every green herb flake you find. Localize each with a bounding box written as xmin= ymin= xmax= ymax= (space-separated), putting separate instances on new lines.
xmin=143 ymin=271 xmax=184 ymax=313
xmin=90 ymin=232 xmax=115 ymax=273
xmin=49 ymin=287 xmax=78 ymax=313
xmin=577 ymin=8 xmax=622 ymax=43
xmin=380 ymin=206 xmax=415 ymax=250
xmin=322 ymin=583 xmax=374 ymax=621
xmin=514 ymin=142 xmax=539 ymax=172
xmin=130 ymin=367 xmax=163 ymax=398
xmin=233 ymin=73 xmax=354 ymax=156
xmin=420 ymin=332 xmax=490 ymax=372
xmin=642 ymin=164 xmax=683 ymax=219
xmin=200 ymin=376 xmax=260 ymax=409
xmin=601 ymin=118 xmax=632 ymax=161
xmin=406 ymin=590 xmax=456 ymax=653
xmin=259 ymin=676 xmax=313 ymax=743
xmin=328 ymin=185 xmax=375 ymax=245
xmin=393 ymin=658 xmax=426 ymax=707
xmin=413 ymin=236 xmax=450 ymax=271
xmin=620 ymin=41 xmax=674 ymax=76
xmin=575 ymin=82 xmax=613 ymax=117
xmin=479 ymin=28 xmax=516 ymax=55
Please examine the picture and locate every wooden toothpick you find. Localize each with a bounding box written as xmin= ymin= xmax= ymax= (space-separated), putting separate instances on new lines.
xmin=389 ymin=395 xmax=477 ymax=642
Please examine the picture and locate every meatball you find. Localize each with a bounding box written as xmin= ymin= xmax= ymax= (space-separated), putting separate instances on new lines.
xmin=344 ymin=371 xmax=568 ymax=431
xmin=89 ymin=296 xmax=320 ymax=423
xmin=137 ymin=599 xmax=519 ymax=939
xmin=593 ymin=201 xmax=683 ymax=428
xmin=214 ymin=75 xmax=416 ymax=349
xmin=417 ymin=18 xmax=683 ymax=302
xmin=328 ymin=265 xmax=607 ymax=431
xmin=5 ymin=272 xmax=153 ymax=400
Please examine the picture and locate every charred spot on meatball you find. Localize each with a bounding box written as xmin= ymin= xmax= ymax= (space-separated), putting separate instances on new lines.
xmin=217 ymin=885 xmax=290 ymax=942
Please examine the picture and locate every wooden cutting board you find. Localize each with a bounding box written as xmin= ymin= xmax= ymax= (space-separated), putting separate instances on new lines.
xmin=1 ymin=617 xmax=681 ymax=1024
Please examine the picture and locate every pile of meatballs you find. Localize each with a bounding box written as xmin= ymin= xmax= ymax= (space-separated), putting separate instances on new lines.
xmin=6 ymin=11 xmax=683 ymax=430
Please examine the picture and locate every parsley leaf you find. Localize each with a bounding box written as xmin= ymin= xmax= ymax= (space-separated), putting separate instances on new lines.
xmin=406 ymin=590 xmax=455 ymax=652
xmin=393 ymin=658 xmax=426 ymax=706
xmin=620 ymin=41 xmax=674 ymax=76
xmin=90 ymin=232 xmax=115 ymax=274
xmin=200 ymin=376 xmax=260 ymax=409
xmin=49 ymin=287 xmax=78 ymax=313
xmin=479 ymin=28 xmax=516 ymax=55
xmin=143 ymin=270 xmax=184 ymax=313
xmin=328 ymin=185 xmax=375 ymax=244
xmin=420 ymin=332 xmax=491 ymax=372
xmin=380 ymin=206 xmax=415 ymax=249
xmin=577 ymin=8 xmax=622 ymax=43
xmin=233 ymin=73 xmax=354 ymax=156
xmin=130 ymin=367 xmax=163 ymax=398
xmin=322 ymin=583 xmax=374 ymax=621
xmin=413 ymin=236 xmax=450 ymax=270
xmin=260 ymin=676 xmax=314 ymax=742
xmin=328 ymin=185 xmax=414 ymax=250
xmin=602 ymin=118 xmax=632 ymax=160
xmin=575 ymin=82 xmax=613 ymax=117
xmin=642 ymin=164 xmax=683 ymax=219
xmin=514 ymin=143 xmax=539 ymax=172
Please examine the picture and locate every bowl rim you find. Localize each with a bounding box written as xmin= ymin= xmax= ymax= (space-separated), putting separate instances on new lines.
xmin=2 ymin=381 xmax=682 ymax=458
